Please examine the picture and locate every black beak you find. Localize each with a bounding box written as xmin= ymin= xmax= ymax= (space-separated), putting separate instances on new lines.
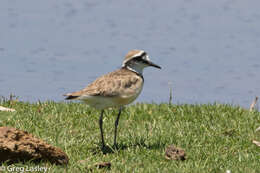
xmin=147 ymin=60 xmax=161 ymax=69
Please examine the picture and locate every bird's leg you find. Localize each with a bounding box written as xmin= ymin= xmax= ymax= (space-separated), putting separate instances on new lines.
xmin=114 ymin=107 xmax=122 ymax=148
xmin=99 ymin=110 xmax=105 ymax=149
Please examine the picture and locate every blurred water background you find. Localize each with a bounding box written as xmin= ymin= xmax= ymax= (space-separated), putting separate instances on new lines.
xmin=0 ymin=0 xmax=260 ymax=107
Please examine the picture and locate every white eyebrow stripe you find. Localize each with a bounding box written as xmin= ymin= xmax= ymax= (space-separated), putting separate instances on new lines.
xmin=132 ymin=51 xmax=145 ymax=58
xmin=122 ymin=51 xmax=148 ymax=67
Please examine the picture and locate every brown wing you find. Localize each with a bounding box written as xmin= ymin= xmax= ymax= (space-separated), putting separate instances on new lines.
xmin=64 ymin=68 xmax=143 ymax=99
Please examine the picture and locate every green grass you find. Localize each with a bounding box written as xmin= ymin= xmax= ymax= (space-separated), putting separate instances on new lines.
xmin=0 ymin=100 xmax=260 ymax=173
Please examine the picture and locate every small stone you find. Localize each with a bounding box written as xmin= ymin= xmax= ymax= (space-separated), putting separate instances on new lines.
xmin=94 ymin=162 xmax=111 ymax=169
xmin=0 ymin=126 xmax=69 ymax=165
xmin=86 ymin=161 xmax=111 ymax=172
xmin=78 ymin=159 xmax=88 ymax=164
xmin=165 ymin=145 xmax=186 ymax=161
xmin=253 ymin=140 xmax=260 ymax=147
xmin=0 ymin=106 xmax=15 ymax=112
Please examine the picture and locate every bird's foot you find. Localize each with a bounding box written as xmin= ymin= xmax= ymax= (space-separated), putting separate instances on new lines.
xmin=113 ymin=143 xmax=119 ymax=150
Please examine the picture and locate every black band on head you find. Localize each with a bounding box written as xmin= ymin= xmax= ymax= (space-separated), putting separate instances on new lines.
xmin=133 ymin=52 xmax=145 ymax=59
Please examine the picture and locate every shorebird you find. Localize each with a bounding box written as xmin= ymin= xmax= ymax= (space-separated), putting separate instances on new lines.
xmin=64 ymin=50 xmax=161 ymax=149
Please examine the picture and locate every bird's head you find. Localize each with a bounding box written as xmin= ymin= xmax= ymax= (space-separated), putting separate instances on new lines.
xmin=122 ymin=50 xmax=161 ymax=74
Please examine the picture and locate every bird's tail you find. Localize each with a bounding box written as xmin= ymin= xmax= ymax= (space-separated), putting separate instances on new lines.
xmin=63 ymin=93 xmax=80 ymax=100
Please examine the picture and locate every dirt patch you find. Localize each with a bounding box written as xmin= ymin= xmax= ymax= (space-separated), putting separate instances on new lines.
xmin=165 ymin=145 xmax=186 ymax=161
xmin=0 ymin=126 xmax=69 ymax=165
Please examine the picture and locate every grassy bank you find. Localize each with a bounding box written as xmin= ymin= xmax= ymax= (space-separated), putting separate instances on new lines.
xmin=0 ymin=100 xmax=260 ymax=172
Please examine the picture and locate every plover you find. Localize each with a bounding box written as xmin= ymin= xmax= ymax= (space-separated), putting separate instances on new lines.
xmin=64 ymin=50 xmax=161 ymax=149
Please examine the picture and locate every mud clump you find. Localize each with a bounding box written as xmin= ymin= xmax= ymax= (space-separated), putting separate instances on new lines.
xmin=0 ymin=126 xmax=69 ymax=165
xmin=165 ymin=145 xmax=186 ymax=161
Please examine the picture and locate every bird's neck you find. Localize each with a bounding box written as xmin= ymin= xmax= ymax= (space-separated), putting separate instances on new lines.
xmin=125 ymin=64 xmax=145 ymax=75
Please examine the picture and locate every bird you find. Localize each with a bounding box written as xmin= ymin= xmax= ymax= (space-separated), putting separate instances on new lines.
xmin=64 ymin=49 xmax=161 ymax=149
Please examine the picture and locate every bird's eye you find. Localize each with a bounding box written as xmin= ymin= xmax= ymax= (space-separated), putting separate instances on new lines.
xmin=133 ymin=52 xmax=149 ymax=63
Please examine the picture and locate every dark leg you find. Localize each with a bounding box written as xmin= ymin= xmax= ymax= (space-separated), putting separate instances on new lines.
xmin=114 ymin=107 xmax=122 ymax=148
xmin=99 ymin=110 xmax=105 ymax=149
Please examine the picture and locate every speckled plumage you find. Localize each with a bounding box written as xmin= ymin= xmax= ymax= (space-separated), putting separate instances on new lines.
xmin=65 ymin=68 xmax=143 ymax=109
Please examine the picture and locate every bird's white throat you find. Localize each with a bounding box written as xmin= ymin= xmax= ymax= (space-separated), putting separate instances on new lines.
xmin=126 ymin=63 xmax=147 ymax=75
